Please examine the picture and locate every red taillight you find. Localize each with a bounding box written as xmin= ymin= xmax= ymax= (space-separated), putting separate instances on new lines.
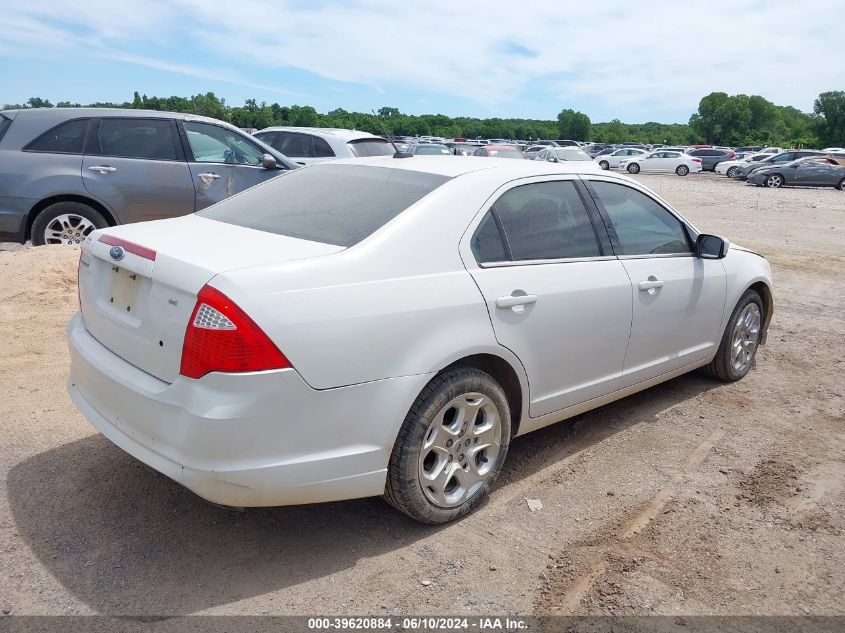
xmin=98 ymin=234 xmax=157 ymax=261
xmin=180 ymin=285 xmax=291 ymax=379
xmin=728 ymin=151 xmax=736 ymax=159
xmin=691 ymin=158 xmax=702 ymax=163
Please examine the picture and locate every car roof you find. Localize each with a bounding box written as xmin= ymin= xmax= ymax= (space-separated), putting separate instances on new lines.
xmin=4 ymin=107 xmax=228 ymax=125
xmin=329 ymin=155 xmax=605 ymax=178
xmin=258 ymin=126 xmax=382 ymax=141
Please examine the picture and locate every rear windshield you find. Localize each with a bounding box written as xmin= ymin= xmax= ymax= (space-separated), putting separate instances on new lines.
xmin=199 ymin=164 xmax=450 ymax=247
xmin=488 ymin=148 xmax=524 ymax=159
xmin=347 ymin=138 xmax=394 ymax=157
xmin=554 ymin=148 xmax=592 ymax=161
xmin=0 ymin=115 xmax=12 ymax=143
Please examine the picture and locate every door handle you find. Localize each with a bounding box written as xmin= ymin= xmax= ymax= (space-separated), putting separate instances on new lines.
xmin=496 ymin=294 xmax=538 ymax=309
xmin=638 ymin=278 xmax=665 ymax=291
xmin=198 ymin=172 xmax=221 ymax=183
xmin=88 ymin=165 xmax=117 ymax=174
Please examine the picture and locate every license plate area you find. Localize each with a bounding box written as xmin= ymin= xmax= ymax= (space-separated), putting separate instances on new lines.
xmin=108 ymin=265 xmax=140 ymax=315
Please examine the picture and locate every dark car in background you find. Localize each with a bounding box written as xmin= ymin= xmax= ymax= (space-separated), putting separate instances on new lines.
xmin=747 ymin=157 xmax=845 ymax=190
xmin=687 ymin=148 xmax=736 ymax=171
xmin=0 ymin=108 xmax=296 ymax=245
xmin=735 ymin=150 xmax=824 ymax=180
xmin=407 ymin=142 xmax=452 ymax=156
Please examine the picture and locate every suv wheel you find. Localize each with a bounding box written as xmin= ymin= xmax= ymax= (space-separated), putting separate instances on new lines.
xmin=31 ymin=201 xmax=107 ymax=246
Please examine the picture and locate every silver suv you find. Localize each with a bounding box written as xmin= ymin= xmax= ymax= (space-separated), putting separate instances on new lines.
xmin=0 ymin=108 xmax=297 ymax=245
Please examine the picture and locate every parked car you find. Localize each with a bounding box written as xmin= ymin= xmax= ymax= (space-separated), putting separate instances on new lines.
xmin=253 ymin=127 xmax=393 ymax=166
xmin=686 ymin=148 xmax=736 ymax=171
xmin=408 ymin=143 xmax=453 ymax=156
xmin=523 ymin=145 xmax=548 ymax=160
xmin=472 ymin=145 xmax=526 ymax=159
xmin=746 ymin=157 xmax=845 ymax=190
xmin=535 ymin=147 xmax=595 ymax=163
xmin=618 ymin=150 xmax=703 ymax=176
xmin=735 ymin=150 xmax=824 ymax=180
xmin=715 ymin=153 xmax=770 ymax=178
xmin=596 ymin=148 xmax=648 ymax=170
xmin=581 ymin=144 xmax=613 ymax=157
xmin=0 ymin=108 xmax=297 ymax=246
xmin=68 ymin=156 xmax=772 ymax=523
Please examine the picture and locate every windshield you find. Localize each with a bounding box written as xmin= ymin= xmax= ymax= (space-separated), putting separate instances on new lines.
xmin=415 ymin=145 xmax=451 ymax=155
xmin=554 ymin=148 xmax=592 ymax=161
xmin=487 ymin=148 xmax=523 ymax=159
xmin=348 ymin=138 xmax=394 ymax=157
xmin=199 ymin=164 xmax=450 ymax=247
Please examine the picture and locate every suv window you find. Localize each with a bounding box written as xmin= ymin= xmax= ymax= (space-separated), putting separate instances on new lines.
xmin=313 ymin=136 xmax=336 ymax=158
xmin=0 ymin=115 xmax=12 ymax=144
xmin=471 ymin=213 xmax=508 ymax=264
xmin=25 ymin=119 xmax=89 ymax=154
xmin=199 ymin=164 xmax=449 ymax=247
xmin=275 ymin=132 xmax=314 ymax=158
xmin=588 ymin=181 xmax=691 ymax=256
xmin=183 ymin=121 xmax=264 ymax=165
xmin=348 ymin=139 xmax=393 ymax=157
xmin=475 ymin=180 xmax=601 ymax=262
xmin=253 ymin=131 xmax=277 ymax=146
xmin=96 ymin=118 xmax=178 ymax=160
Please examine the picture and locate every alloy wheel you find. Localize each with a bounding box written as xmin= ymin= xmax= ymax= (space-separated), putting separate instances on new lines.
xmin=731 ymin=303 xmax=761 ymax=374
xmin=44 ymin=213 xmax=97 ymax=245
xmin=417 ymin=392 xmax=502 ymax=508
xmin=765 ymin=174 xmax=783 ymax=188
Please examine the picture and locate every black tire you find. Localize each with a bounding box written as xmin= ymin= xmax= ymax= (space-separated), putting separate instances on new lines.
xmin=726 ymin=166 xmax=738 ymax=178
xmin=676 ymin=165 xmax=690 ymax=176
xmin=384 ymin=367 xmax=511 ymax=524
xmin=701 ymin=289 xmax=764 ymax=382
xmin=836 ymin=178 xmax=845 ymax=191
xmin=627 ymin=163 xmax=640 ymax=174
xmin=31 ymin=201 xmax=108 ymax=246
xmin=764 ymin=174 xmax=784 ymax=188
xmin=599 ymin=160 xmax=609 ymax=170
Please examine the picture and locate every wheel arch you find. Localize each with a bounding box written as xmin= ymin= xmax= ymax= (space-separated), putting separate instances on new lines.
xmin=26 ymin=195 xmax=117 ymax=241
xmin=748 ymin=280 xmax=774 ymax=345
xmin=440 ymin=353 xmax=526 ymax=437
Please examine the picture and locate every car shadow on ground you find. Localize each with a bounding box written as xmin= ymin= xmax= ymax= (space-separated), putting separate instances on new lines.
xmin=7 ymin=372 xmax=721 ymax=615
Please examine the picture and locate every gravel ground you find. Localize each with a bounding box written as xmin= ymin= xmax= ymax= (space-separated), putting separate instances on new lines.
xmin=0 ymin=173 xmax=843 ymax=617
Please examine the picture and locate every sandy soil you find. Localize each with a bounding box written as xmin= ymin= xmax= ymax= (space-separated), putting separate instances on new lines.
xmin=0 ymin=173 xmax=843 ymax=616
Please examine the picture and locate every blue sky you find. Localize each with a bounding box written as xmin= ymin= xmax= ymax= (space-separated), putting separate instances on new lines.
xmin=1 ymin=1 xmax=843 ymax=124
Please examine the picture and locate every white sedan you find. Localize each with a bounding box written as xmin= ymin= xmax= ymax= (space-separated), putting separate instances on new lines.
xmin=716 ymin=153 xmax=769 ymax=178
xmin=595 ymin=147 xmax=648 ymax=170
xmin=68 ymin=157 xmax=773 ymax=524
xmin=618 ymin=150 xmax=703 ymax=176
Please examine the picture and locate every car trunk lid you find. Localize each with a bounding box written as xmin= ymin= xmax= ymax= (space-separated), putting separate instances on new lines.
xmin=78 ymin=214 xmax=344 ymax=383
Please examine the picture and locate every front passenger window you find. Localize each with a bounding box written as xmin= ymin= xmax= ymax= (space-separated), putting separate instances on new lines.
xmin=183 ymin=122 xmax=264 ymax=165
xmin=588 ymin=181 xmax=691 ymax=256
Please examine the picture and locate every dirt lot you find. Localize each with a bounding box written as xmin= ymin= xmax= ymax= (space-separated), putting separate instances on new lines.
xmin=0 ymin=173 xmax=843 ymax=617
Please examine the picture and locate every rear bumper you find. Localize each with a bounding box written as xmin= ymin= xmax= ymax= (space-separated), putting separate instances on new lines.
xmin=67 ymin=312 xmax=431 ymax=507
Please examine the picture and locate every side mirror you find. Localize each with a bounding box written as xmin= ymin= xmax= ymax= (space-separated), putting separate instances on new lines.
xmin=696 ymin=233 xmax=728 ymax=259
xmin=261 ymin=153 xmax=278 ymax=169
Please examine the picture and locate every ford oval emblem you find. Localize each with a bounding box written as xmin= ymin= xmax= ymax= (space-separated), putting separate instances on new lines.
xmin=109 ymin=245 xmax=125 ymax=261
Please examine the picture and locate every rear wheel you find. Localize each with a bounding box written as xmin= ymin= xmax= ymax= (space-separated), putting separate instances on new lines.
xmin=627 ymin=163 xmax=640 ymax=174
xmin=384 ymin=367 xmax=511 ymax=524
xmin=726 ymin=166 xmax=738 ymax=178
xmin=765 ymin=174 xmax=784 ymax=188
xmin=31 ymin=201 xmax=107 ymax=246
xmin=836 ymin=178 xmax=845 ymax=191
xmin=599 ymin=160 xmax=609 ymax=170
xmin=701 ymin=289 xmax=764 ymax=382
xmin=676 ymin=165 xmax=690 ymax=176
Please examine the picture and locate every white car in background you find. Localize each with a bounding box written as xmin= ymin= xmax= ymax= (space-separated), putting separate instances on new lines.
xmin=618 ymin=150 xmax=703 ymax=176
xmin=68 ymin=157 xmax=772 ymax=524
xmin=596 ymin=148 xmax=648 ymax=170
xmin=535 ymin=146 xmax=598 ymax=166
xmin=716 ymin=153 xmax=770 ymax=178
xmin=253 ymin=126 xmax=393 ymax=165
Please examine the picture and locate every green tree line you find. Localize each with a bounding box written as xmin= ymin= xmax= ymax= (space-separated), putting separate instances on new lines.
xmin=4 ymin=89 xmax=843 ymax=148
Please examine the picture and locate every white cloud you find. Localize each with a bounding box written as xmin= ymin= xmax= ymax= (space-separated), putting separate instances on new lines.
xmin=2 ymin=0 xmax=843 ymax=119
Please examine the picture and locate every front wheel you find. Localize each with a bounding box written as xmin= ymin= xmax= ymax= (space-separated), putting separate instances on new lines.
xmin=627 ymin=163 xmax=640 ymax=174
xmin=31 ymin=201 xmax=107 ymax=246
xmin=384 ymin=367 xmax=511 ymax=524
xmin=676 ymin=165 xmax=690 ymax=176
xmin=701 ymin=289 xmax=764 ymax=382
xmin=836 ymin=178 xmax=845 ymax=191
xmin=726 ymin=166 xmax=738 ymax=178
xmin=765 ymin=174 xmax=784 ymax=188
xmin=599 ymin=160 xmax=609 ymax=170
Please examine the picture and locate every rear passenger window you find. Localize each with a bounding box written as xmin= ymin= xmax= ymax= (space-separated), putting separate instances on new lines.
xmin=25 ymin=119 xmax=89 ymax=154
xmin=313 ymin=136 xmax=335 ymax=158
xmin=96 ymin=119 xmax=178 ymax=160
xmin=277 ymin=132 xmax=314 ymax=158
xmin=474 ymin=181 xmax=601 ymax=262
xmin=588 ymin=181 xmax=691 ymax=256
xmin=471 ymin=213 xmax=507 ymax=264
